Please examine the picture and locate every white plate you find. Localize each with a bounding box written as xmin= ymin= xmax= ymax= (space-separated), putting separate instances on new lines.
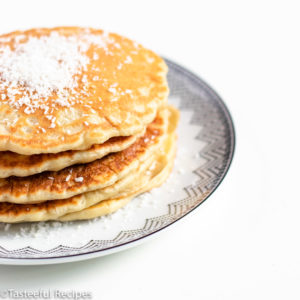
xmin=0 ymin=59 xmax=235 ymax=265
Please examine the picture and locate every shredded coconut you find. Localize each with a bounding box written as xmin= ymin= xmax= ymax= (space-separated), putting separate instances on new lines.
xmin=0 ymin=31 xmax=112 ymax=115
xmin=124 ymin=56 xmax=132 ymax=64
xmin=108 ymin=87 xmax=116 ymax=94
xmin=4 ymin=223 xmax=11 ymax=231
xmin=75 ymin=177 xmax=84 ymax=182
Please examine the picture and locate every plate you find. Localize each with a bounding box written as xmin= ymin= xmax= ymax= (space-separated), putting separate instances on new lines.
xmin=0 ymin=59 xmax=235 ymax=265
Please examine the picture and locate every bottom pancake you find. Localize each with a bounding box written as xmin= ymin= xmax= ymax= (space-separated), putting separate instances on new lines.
xmin=0 ymin=106 xmax=179 ymax=223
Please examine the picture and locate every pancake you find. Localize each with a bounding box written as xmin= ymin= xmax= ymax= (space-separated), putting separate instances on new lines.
xmin=0 ymin=129 xmax=145 ymax=178
xmin=0 ymin=27 xmax=168 ymax=155
xmin=0 ymin=110 xmax=178 ymax=223
xmin=0 ymin=152 xmax=156 ymax=223
xmin=59 ymin=132 xmax=176 ymax=222
xmin=0 ymin=106 xmax=175 ymax=204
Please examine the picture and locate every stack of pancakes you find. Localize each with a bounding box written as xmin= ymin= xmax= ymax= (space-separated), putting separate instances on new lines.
xmin=0 ymin=27 xmax=179 ymax=223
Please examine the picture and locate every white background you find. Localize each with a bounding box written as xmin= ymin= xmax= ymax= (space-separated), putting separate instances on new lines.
xmin=0 ymin=0 xmax=299 ymax=299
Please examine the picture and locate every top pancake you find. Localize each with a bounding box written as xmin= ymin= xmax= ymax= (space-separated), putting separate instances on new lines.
xmin=0 ymin=27 xmax=168 ymax=154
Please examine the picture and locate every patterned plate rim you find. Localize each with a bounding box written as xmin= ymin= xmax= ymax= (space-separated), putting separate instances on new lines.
xmin=0 ymin=58 xmax=236 ymax=263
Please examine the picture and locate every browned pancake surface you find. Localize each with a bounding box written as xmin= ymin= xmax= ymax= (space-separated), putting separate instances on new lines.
xmin=0 ymin=108 xmax=167 ymax=203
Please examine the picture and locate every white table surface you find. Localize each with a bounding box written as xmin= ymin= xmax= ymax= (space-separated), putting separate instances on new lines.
xmin=0 ymin=0 xmax=299 ymax=299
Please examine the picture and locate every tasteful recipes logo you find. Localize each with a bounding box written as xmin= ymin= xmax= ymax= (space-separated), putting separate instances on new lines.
xmin=0 ymin=289 xmax=92 ymax=299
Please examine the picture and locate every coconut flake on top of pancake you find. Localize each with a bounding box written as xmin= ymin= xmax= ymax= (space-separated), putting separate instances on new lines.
xmin=0 ymin=27 xmax=168 ymax=155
